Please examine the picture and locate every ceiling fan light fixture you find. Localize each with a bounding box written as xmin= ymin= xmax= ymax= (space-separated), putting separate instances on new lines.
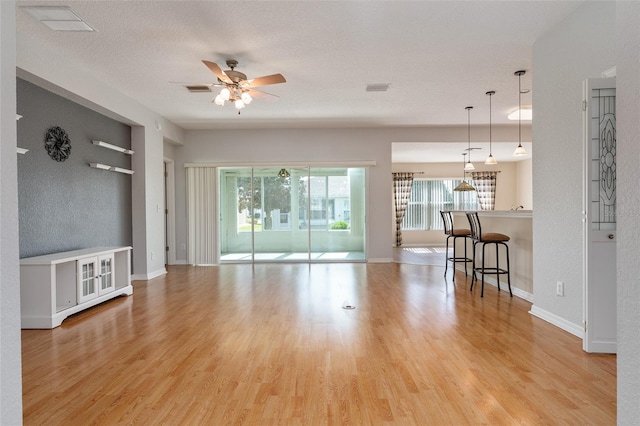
xmin=214 ymin=95 xmax=225 ymax=106
xmin=278 ymin=168 xmax=290 ymax=178
xmin=220 ymin=87 xmax=231 ymax=101
xmin=241 ymin=92 xmax=253 ymax=105
xmin=234 ymin=99 xmax=245 ymax=110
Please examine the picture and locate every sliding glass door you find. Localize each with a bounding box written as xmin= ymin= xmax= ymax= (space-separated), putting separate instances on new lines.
xmin=219 ymin=166 xmax=366 ymax=262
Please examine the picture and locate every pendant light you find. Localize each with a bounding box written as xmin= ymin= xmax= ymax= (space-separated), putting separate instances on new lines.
xmin=484 ymin=90 xmax=498 ymax=165
xmin=454 ymin=153 xmax=476 ymax=192
xmin=513 ymin=70 xmax=528 ymax=156
xmin=464 ymin=106 xmax=475 ymax=171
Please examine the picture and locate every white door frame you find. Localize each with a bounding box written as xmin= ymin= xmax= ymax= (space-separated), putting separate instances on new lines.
xmin=163 ymin=157 xmax=176 ymax=265
xmin=582 ymin=77 xmax=617 ymax=353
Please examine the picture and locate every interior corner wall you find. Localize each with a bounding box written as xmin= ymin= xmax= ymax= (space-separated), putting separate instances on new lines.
xmin=17 ymin=78 xmax=133 ymax=258
xmin=0 ymin=2 xmax=23 ymax=424
xmin=531 ymin=2 xmax=615 ymax=326
xmin=616 ymin=1 xmax=640 ymax=422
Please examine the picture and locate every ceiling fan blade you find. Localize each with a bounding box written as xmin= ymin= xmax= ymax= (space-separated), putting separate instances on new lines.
xmin=248 ymin=88 xmax=280 ymax=103
xmin=246 ymin=73 xmax=286 ymax=88
xmin=202 ymin=60 xmax=232 ymax=84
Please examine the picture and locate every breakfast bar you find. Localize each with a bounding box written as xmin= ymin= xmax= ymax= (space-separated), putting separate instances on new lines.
xmin=452 ymin=210 xmax=532 ymax=299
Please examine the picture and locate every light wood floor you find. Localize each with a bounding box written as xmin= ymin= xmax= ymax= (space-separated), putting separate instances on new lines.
xmin=22 ymin=261 xmax=616 ymax=425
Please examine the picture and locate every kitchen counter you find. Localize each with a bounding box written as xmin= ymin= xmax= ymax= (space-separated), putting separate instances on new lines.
xmin=452 ymin=210 xmax=533 ymax=299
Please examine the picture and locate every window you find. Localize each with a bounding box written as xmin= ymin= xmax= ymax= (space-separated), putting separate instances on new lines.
xmin=402 ymin=179 xmax=478 ymax=230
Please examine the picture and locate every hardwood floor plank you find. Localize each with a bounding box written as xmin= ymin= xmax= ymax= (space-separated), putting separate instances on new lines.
xmin=22 ymin=263 xmax=616 ymax=425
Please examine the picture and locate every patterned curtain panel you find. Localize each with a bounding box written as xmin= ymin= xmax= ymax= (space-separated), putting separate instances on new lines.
xmin=470 ymin=171 xmax=498 ymax=210
xmin=186 ymin=166 xmax=217 ymax=265
xmin=392 ymin=172 xmax=414 ymax=246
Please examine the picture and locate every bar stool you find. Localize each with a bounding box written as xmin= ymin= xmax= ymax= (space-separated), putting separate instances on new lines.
xmin=465 ymin=212 xmax=512 ymax=297
xmin=440 ymin=211 xmax=472 ymax=281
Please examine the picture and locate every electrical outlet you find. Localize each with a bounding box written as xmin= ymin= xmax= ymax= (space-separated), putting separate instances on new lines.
xmin=151 ymin=251 xmax=155 ymax=260
xmin=556 ymin=281 xmax=564 ymax=296
xmin=180 ymin=243 xmax=186 ymax=251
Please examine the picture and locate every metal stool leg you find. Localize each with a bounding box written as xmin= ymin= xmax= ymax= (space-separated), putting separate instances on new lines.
xmin=444 ymin=235 xmax=450 ymax=276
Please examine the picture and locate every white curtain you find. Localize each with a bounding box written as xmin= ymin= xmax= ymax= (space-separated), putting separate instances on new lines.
xmin=186 ymin=166 xmax=217 ymax=265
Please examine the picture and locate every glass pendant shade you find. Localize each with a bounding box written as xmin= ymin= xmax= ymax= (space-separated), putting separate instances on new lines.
xmin=464 ymin=161 xmax=475 ymax=171
xmin=220 ymin=87 xmax=231 ymax=101
xmin=454 ymin=153 xmax=475 ymax=192
xmin=514 ymin=144 xmax=527 ymax=156
xmin=454 ymin=180 xmax=476 ymax=192
xmin=484 ymin=154 xmax=498 ymax=165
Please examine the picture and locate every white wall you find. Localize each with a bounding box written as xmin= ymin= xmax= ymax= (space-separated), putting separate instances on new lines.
xmin=0 ymin=2 xmax=23 ymax=424
xmin=616 ymin=1 xmax=640 ymax=421
xmin=515 ymin=158 xmax=532 ymax=210
xmin=531 ymin=2 xmax=615 ymax=329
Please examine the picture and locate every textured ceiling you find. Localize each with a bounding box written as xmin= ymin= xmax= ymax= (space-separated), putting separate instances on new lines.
xmin=16 ymin=0 xmax=583 ymax=161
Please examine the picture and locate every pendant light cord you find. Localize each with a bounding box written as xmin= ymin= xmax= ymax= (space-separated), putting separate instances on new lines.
xmin=518 ymin=73 xmax=521 ymax=145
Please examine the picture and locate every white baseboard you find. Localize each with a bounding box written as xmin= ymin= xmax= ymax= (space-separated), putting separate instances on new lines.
xmin=131 ymin=268 xmax=167 ymax=281
xmin=529 ymin=305 xmax=584 ymax=339
xmin=454 ymin=265 xmax=533 ymax=302
xmin=171 ymin=260 xmax=188 ymax=265
xmin=368 ymin=257 xmax=393 ymax=263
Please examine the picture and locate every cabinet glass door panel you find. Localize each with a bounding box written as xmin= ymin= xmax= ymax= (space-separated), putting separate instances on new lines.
xmin=77 ymin=257 xmax=99 ymax=303
xmin=98 ymin=254 xmax=115 ymax=295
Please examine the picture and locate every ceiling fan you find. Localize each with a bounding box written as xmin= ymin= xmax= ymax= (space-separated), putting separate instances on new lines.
xmin=191 ymin=59 xmax=286 ymax=114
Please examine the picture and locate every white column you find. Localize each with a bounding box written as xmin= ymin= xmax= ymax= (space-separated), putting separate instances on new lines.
xmin=0 ymin=1 xmax=24 ymax=423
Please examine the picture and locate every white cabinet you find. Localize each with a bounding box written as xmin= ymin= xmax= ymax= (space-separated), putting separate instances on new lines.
xmin=77 ymin=256 xmax=99 ymax=303
xmin=20 ymin=247 xmax=132 ymax=329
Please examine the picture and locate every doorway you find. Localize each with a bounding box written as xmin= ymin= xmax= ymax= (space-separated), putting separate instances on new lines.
xmin=583 ymin=77 xmax=617 ymax=353
xmin=218 ymin=166 xmax=367 ymax=262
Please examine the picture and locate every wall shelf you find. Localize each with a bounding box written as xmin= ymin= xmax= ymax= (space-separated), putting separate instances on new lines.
xmin=89 ymin=162 xmax=134 ymax=175
xmin=17 ymin=147 xmax=29 ymax=155
xmin=92 ymin=140 xmax=134 ymax=155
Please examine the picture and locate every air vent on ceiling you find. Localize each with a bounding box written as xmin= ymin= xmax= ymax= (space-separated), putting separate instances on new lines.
xmin=185 ymin=85 xmax=212 ymax=93
xmin=21 ymin=6 xmax=95 ymax=31
xmin=366 ymin=83 xmax=390 ymax=92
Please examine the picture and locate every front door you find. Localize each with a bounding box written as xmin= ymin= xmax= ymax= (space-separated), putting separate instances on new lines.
xmin=583 ymin=77 xmax=616 ymax=353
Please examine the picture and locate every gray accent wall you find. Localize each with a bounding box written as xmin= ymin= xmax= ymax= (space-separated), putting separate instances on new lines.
xmin=17 ymin=78 xmax=132 ymax=258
